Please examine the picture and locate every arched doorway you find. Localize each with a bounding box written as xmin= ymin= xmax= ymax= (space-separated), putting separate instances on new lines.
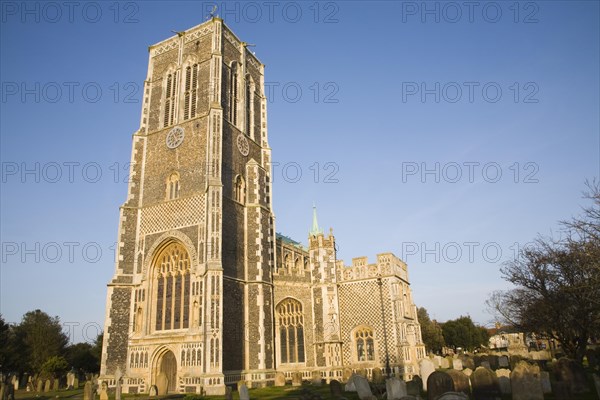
xmin=155 ymin=350 xmax=177 ymax=394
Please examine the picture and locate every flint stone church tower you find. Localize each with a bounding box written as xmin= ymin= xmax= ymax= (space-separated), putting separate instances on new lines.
xmin=101 ymin=18 xmax=425 ymax=396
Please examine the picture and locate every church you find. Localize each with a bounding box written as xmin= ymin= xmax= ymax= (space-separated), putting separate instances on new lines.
xmin=100 ymin=18 xmax=425 ymax=395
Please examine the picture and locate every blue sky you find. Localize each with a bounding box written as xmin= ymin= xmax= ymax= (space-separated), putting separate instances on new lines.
xmin=1 ymin=1 xmax=598 ymax=343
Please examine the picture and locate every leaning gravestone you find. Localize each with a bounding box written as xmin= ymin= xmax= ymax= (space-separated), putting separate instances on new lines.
xmin=36 ymin=380 xmax=43 ymax=393
xmin=437 ymin=392 xmax=468 ymax=400
xmin=329 ymin=379 xmax=343 ymax=399
xmin=83 ymin=381 xmax=94 ymax=400
xmin=495 ymin=368 xmax=511 ymax=394
xmin=419 ymin=358 xmax=435 ymax=390
xmin=426 ymin=371 xmax=455 ymax=400
xmin=445 ymin=369 xmax=470 ymax=395
xmin=385 ymin=377 xmax=407 ymax=400
xmin=470 ymin=366 xmax=501 ymax=400
xmin=274 ymin=372 xmax=286 ymax=387
xmin=345 ymin=375 xmax=356 ymax=392
xmin=239 ymin=383 xmax=249 ymax=400
xmin=351 ymin=374 xmax=376 ymax=400
xmin=553 ymin=357 xmax=589 ymax=393
xmin=510 ymin=361 xmax=543 ymax=400
xmin=292 ymin=371 xmax=302 ymax=386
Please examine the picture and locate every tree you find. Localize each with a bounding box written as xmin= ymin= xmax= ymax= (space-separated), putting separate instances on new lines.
xmin=417 ymin=307 xmax=445 ymax=353
xmin=41 ymin=356 xmax=68 ymax=379
xmin=441 ymin=316 xmax=489 ymax=351
xmin=0 ymin=315 xmax=19 ymax=374
xmin=64 ymin=343 xmax=99 ymax=373
xmin=488 ymin=181 xmax=600 ymax=363
xmin=13 ymin=310 xmax=69 ymax=374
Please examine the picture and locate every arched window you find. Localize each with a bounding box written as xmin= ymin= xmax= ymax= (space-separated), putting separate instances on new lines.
xmin=354 ymin=326 xmax=375 ymax=362
xmin=294 ymin=257 xmax=301 ymax=272
xmin=167 ymin=172 xmax=180 ymax=200
xmin=234 ymin=175 xmax=245 ymax=203
xmin=229 ymin=62 xmax=239 ymax=125
xmin=184 ymin=63 xmax=199 ymax=120
xmin=277 ymin=298 xmax=305 ymax=364
xmin=245 ymin=75 xmax=254 ymax=138
xmin=163 ymin=70 xmax=179 ymax=127
xmin=154 ymin=242 xmax=191 ymax=331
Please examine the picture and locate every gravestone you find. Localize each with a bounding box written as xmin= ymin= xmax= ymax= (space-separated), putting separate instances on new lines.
xmin=510 ymin=361 xmax=543 ymax=400
xmin=311 ymin=371 xmax=322 ymax=386
xmin=274 ymin=372 xmax=286 ymax=387
xmin=67 ymin=372 xmax=75 ymax=389
xmin=44 ymin=379 xmax=51 ymax=392
xmin=11 ymin=376 xmax=18 ymax=391
xmin=372 ymin=367 xmax=384 ymax=384
xmin=156 ymin=372 xmax=168 ymax=395
xmin=329 ymin=380 xmax=343 ymax=399
xmin=239 ymin=383 xmax=249 ymax=400
xmin=551 ymin=381 xmax=571 ymax=400
xmin=36 ymin=380 xmax=43 ymax=392
xmin=540 ymin=371 xmax=551 ymax=394
xmin=406 ymin=378 xmax=421 ymax=397
xmin=84 ymin=381 xmax=94 ymax=400
xmin=437 ymin=393 xmax=468 ymax=400
xmin=351 ymin=374 xmax=376 ymax=400
xmin=99 ymin=382 xmax=109 ymax=400
xmin=342 ymin=368 xmax=353 ymax=382
xmin=225 ymin=386 xmax=233 ymax=400
xmin=345 ymin=375 xmax=356 ymax=392
xmin=553 ymin=357 xmax=589 ymax=393
xmin=385 ymin=377 xmax=407 ymax=400
xmin=54 ymin=379 xmax=59 ymax=391
xmin=148 ymin=385 xmax=158 ymax=397
xmin=470 ymin=366 xmax=501 ymax=400
xmin=432 ymin=355 xmax=442 ymax=369
xmin=452 ymin=359 xmax=463 ymax=370
xmin=510 ymin=355 xmax=524 ymax=370
xmin=440 ymin=357 xmax=450 ymax=369
xmin=480 ymin=361 xmax=491 ymax=370
xmin=495 ymin=369 xmax=511 ymax=394
xmin=592 ymin=374 xmax=600 ymax=399
xmin=498 ymin=356 xmax=509 ymax=368
xmin=73 ymin=378 xmax=79 ymax=390
xmin=292 ymin=371 xmax=302 ymax=386
xmin=462 ymin=357 xmax=475 ymax=370
xmin=462 ymin=368 xmax=473 ymax=377
xmin=488 ymin=356 xmax=499 ymax=370
xmin=426 ymin=371 xmax=454 ymax=400
xmin=445 ymin=369 xmax=470 ymax=395
xmin=419 ymin=358 xmax=435 ymax=390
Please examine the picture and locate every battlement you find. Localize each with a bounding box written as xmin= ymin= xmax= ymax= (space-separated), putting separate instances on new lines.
xmin=338 ymin=253 xmax=409 ymax=282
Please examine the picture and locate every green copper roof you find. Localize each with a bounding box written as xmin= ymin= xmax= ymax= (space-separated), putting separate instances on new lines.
xmin=310 ymin=204 xmax=324 ymax=236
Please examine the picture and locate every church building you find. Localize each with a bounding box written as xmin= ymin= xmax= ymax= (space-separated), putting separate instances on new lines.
xmin=100 ymin=18 xmax=425 ymax=396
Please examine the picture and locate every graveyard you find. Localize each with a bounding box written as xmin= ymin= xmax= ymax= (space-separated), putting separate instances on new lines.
xmin=6 ymin=351 xmax=600 ymax=400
